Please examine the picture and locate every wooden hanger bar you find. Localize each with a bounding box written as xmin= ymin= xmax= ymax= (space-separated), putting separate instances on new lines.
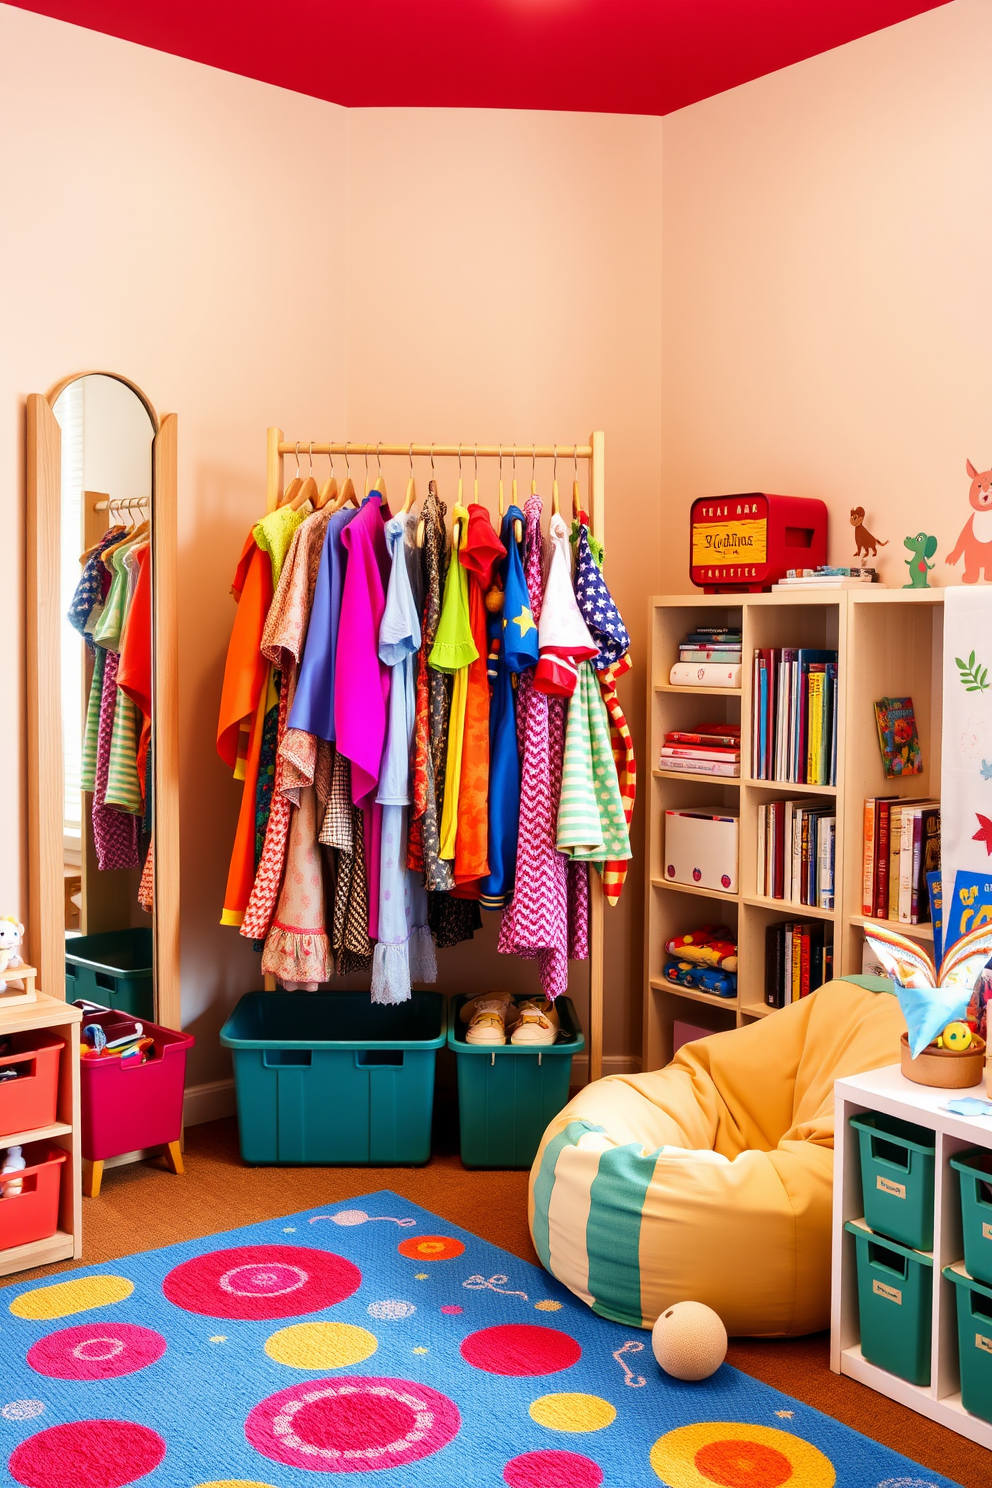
xmin=92 ymin=496 xmax=149 ymax=511
xmin=277 ymin=442 xmax=593 ymax=461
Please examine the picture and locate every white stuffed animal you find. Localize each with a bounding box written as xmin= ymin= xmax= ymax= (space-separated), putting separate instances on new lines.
xmin=0 ymin=918 xmax=25 ymax=990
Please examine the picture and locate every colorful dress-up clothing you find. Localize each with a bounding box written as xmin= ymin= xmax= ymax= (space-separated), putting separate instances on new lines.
xmin=408 ymin=482 xmax=454 ymax=891
xmin=241 ymin=509 xmax=330 ymax=943
xmin=498 ymin=496 xmax=587 ymax=999
xmin=451 ymin=503 xmax=505 ymax=893
xmin=429 ymin=504 xmax=478 ymax=863
xmin=478 ymin=505 xmax=534 ymax=910
xmin=557 ymin=661 xmax=632 ymax=864
xmin=572 ymin=518 xmax=636 ymax=904
xmin=534 ymin=513 xmax=597 ymax=697
xmin=336 ymin=493 xmax=393 ymax=941
xmin=373 ymin=511 xmax=436 ymax=1004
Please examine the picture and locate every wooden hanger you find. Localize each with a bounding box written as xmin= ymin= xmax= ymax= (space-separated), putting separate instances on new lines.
xmin=416 ymin=448 xmax=436 ymax=548
xmin=292 ymin=442 xmax=318 ymax=510
xmin=329 ymin=443 xmax=357 ymax=513
xmin=374 ymin=441 xmax=389 ymax=509
xmin=510 ymin=449 xmax=523 ymax=545
xmin=316 ymin=446 xmax=338 ymax=509
xmin=402 ymin=442 xmax=417 ymax=514
xmin=279 ymin=443 xmax=305 ymax=508
xmin=572 ymin=447 xmax=582 ymax=523
xmin=551 ymin=445 xmax=560 ymax=518
xmin=452 ymin=445 xmax=464 ymax=548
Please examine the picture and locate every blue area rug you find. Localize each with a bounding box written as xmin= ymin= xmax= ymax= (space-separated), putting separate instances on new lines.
xmin=0 ymin=1190 xmax=960 ymax=1487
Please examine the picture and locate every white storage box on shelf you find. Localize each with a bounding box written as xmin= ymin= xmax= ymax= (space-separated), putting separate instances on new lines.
xmin=663 ymin=806 xmax=740 ymax=895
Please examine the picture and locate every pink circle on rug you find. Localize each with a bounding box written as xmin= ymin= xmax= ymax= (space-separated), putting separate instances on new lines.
xmin=504 ymin=1449 xmax=604 ymax=1488
xmin=27 ymin=1324 xmax=166 ymax=1381
xmin=460 ymin=1324 xmax=581 ymax=1377
xmin=245 ymin=1375 xmax=460 ymax=1473
xmin=163 ymin=1245 xmax=361 ymax=1320
xmin=8 ymin=1419 xmax=166 ymax=1487
xmin=440 ymin=1305 xmax=463 ymax=1315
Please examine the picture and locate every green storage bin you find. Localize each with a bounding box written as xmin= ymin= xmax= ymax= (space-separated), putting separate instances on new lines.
xmin=449 ymin=994 xmax=584 ymax=1169
xmin=944 ymin=1264 xmax=992 ymax=1423
xmin=951 ymin=1149 xmax=992 ymax=1287
xmin=850 ymin=1110 xmax=936 ymax=1251
xmin=219 ymin=991 xmax=446 ymax=1166
xmin=846 ymin=1220 xmax=933 ymax=1385
xmin=65 ymin=928 xmax=154 ymax=1019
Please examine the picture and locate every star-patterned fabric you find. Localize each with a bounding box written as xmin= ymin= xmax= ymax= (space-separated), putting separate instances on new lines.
xmin=573 ymin=523 xmax=630 ymax=671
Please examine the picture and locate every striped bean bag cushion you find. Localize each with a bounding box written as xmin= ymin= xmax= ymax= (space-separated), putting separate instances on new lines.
xmin=528 ymin=978 xmax=905 ymax=1337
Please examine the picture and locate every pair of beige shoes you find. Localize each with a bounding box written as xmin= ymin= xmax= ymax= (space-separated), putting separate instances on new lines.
xmin=461 ymin=992 xmax=560 ymax=1046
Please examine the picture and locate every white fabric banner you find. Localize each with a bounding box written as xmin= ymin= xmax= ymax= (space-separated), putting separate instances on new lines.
xmin=941 ymin=586 xmax=992 ymax=945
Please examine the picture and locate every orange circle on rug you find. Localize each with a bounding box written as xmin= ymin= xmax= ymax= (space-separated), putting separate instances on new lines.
xmin=398 ymin=1236 xmax=466 ymax=1261
xmin=649 ymin=1424 xmax=835 ymax=1488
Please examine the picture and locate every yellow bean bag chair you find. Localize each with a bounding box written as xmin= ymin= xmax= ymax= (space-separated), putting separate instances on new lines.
xmin=529 ymin=976 xmax=904 ymax=1337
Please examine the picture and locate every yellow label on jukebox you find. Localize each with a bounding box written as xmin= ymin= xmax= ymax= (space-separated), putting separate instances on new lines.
xmin=692 ymin=518 xmax=767 ymax=566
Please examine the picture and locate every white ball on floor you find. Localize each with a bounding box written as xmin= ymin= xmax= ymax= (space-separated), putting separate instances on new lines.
xmin=651 ymin=1300 xmax=727 ymax=1381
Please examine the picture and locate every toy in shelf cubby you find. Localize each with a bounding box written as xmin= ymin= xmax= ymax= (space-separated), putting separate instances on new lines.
xmin=647 ymin=589 xmax=945 ymax=1072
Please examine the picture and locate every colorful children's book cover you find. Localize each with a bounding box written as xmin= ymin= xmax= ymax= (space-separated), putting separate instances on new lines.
xmin=943 ymin=868 xmax=992 ymax=959
xmin=873 ymin=695 xmax=923 ymax=777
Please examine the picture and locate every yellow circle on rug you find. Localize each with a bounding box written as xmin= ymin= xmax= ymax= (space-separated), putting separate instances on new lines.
xmin=649 ymin=1422 xmax=835 ymax=1486
xmin=534 ymin=1300 xmax=563 ymax=1312
xmin=9 ymin=1275 xmax=134 ymax=1321
xmin=264 ymin=1321 xmax=378 ymax=1370
xmin=529 ymin=1393 xmax=617 ymax=1432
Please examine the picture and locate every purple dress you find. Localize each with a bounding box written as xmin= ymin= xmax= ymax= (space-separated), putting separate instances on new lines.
xmin=287 ymin=506 xmax=359 ymax=741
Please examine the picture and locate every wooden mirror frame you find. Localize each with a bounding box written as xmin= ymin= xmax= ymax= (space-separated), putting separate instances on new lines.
xmin=25 ymin=374 xmax=180 ymax=1029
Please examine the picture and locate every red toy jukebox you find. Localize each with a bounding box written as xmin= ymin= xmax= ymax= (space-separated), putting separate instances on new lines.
xmin=689 ymin=493 xmax=828 ymax=592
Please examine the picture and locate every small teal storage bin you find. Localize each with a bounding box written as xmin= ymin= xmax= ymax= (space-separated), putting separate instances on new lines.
xmin=220 ymin=991 xmax=446 ymax=1166
xmin=449 ymin=995 xmax=584 ymax=1169
xmin=944 ymin=1264 xmax=992 ymax=1424
xmin=850 ymin=1110 xmax=936 ymax=1251
xmin=951 ymin=1149 xmax=992 ymax=1287
xmin=65 ymin=928 xmax=154 ymax=1019
xmin=846 ymin=1220 xmax=933 ymax=1386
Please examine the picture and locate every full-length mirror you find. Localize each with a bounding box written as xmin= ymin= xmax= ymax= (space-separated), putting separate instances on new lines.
xmin=54 ymin=377 xmax=155 ymax=1010
xmin=26 ymin=375 xmax=179 ymax=1028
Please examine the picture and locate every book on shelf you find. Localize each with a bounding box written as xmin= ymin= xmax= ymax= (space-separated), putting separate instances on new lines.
xmin=861 ymin=796 xmax=940 ymax=925
xmin=670 ymin=661 xmax=741 ymax=688
xmin=667 ymin=725 xmax=741 ymax=748
xmin=658 ymin=756 xmax=740 ymax=777
xmin=751 ymin=647 xmax=838 ymax=785
xmin=874 ymin=696 xmax=923 ymax=777
xmin=679 ymin=648 xmax=743 ymax=663
xmin=764 ymin=920 xmax=833 ymax=1008
xmin=661 ymin=745 xmax=740 ymax=762
xmin=757 ymin=799 xmax=835 ymax=908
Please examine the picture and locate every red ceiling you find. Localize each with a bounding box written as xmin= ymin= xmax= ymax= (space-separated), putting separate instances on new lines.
xmin=9 ymin=0 xmax=950 ymax=115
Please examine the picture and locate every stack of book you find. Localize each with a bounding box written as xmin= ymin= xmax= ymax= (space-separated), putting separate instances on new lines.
xmin=765 ymin=921 xmax=834 ymax=1007
xmin=751 ymin=647 xmax=838 ymax=784
xmin=669 ymin=626 xmax=742 ymax=688
xmin=862 ymin=798 xmax=940 ymax=924
xmin=756 ymin=800 xmax=836 ymax=908
xmin=659 ymin=722 xmax=741 ymax=778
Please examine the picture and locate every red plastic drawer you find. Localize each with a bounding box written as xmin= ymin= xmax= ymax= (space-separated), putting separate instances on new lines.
xmin=0 ymin=1144 xmax=65 ymax=1249
xmin=80 ymin=1018 xmax=194 ymax=1162
xmin=0 ymin=1033 xmax=63 ymax=1138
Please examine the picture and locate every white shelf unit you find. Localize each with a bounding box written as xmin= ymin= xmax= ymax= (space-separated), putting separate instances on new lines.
xmin=645 ymin=590 xmax=945 ymax=1070
xmin=832 ymin=1063 xmax=992 ymax=1448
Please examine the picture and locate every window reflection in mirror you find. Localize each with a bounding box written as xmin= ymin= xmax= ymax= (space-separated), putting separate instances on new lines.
xmin=53 ymin=375 xmax=156 ymax=1018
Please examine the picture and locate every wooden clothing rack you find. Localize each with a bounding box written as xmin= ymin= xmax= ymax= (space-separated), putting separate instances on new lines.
xmin=266 ymin=427 xmax=607 ymax=1083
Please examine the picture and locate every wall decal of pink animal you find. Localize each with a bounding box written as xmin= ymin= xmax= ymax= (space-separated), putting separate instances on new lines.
xmin=947 ymin=460 xmax=992 ymax=583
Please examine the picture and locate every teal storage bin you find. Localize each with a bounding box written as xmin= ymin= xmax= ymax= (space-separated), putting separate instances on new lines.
xmin=846 ymin=1220 xmax=933 ymax=1385
xmin=944 ymin=1264 xmax=992 ymax=1424
xmin=850 ymin=1110 xmax=936 ymax=1251
xmin=449 ymin=994 xmax=584 ymax=1169
xmin=220 ymin=991 xmax=446 ymax=1166
xmin=65 ymin=928 xmax=154 ymax=1019
xmin=951 ymin=1149 xmax=992 ymax=1287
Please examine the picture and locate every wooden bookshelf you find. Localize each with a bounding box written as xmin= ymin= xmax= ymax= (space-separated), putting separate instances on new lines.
xmin=645 ymin=590 xmax=944 ymax=1070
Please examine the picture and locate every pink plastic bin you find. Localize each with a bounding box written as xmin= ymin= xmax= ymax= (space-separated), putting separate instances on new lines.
xmin=76 ymin=1010 xmax=194 ymax=1162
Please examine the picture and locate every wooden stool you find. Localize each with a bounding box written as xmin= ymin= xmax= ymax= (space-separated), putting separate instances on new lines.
xmin=83 ymin=1140 xmax=184 ymax=1199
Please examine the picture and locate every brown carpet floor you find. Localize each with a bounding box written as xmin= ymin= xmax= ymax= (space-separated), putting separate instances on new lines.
xmin=6 ymin=1114 xmax=988 ymax=1487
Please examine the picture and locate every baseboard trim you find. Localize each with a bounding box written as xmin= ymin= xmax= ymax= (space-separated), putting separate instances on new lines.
xmin=570 ymin=1054 xmax=640 ymax=1081
xmin=184 ymin=1077 xmax=237 ymax=1127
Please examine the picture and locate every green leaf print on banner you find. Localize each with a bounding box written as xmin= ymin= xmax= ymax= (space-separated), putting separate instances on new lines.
xmin=955 ymin=651 xmax=990 ymax=693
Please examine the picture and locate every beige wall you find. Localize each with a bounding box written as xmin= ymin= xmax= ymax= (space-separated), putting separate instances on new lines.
xmin=660 ymin=0 xmax=992 ymax=592
xmin=0 ymin=6 xmax=662 ymax=1085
